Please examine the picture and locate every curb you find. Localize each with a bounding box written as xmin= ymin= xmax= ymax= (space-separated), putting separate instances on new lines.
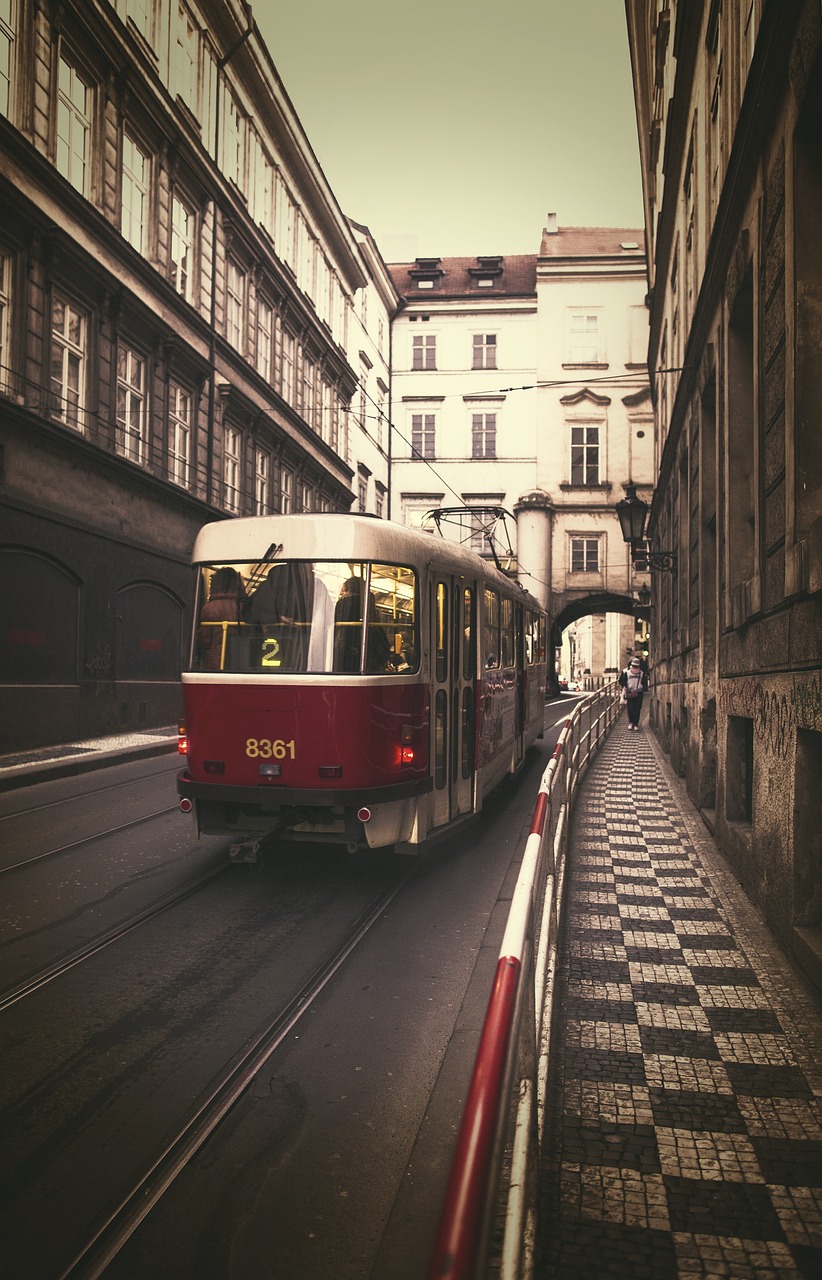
xmin=0 ymin=739 xmax=179 ymax=793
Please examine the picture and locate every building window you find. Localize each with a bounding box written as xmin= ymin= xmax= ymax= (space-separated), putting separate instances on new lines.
xmin=303 ymin=355 xmax=316 ymax=426
xmin=320 ymin=380 xmax=332 ymax=445
xmin=472 ymin=413 xmax=496 ymax=459
xmin=56 ymin=56 xmax=91 ymax=195
xmin=375 ymin=486 xmax=384 ymax=519
xmin=570 ymin=424 xmax=600 ymax=485
xmin=298 ymin=479 xmax=312 ymax=512
xmin=329 ymin=394 xmax=340 ymax=452
xmin=250 ymin=130 xmax=272 ymax=228
xmin=411 ymin=412 xmax=435 ymax=459
xmin=254 ymin=447 xmax=269 ymax=514
xmin=280 ymin=465 xmax=292 ymax=514
xmin=50 ymin=294 xmax=86 ymax=430
xmin=568 ymin=312 xmax=601 ymax=363
xmin=169 ymin=381 xmax=191 ymax=487
xmin=122 ymin=131 xmax=149 ymax=253
xmin=0 ymin=248 xmax=10 ymax=393
xmin=412 ymin=333 xmax=436 ymax=370
xmin=469 ymin=510 xmax=488 ymax=555
xmin=376 ymin=389 xmax=385 ymax=449
xmin=281 ymin=326 xmax=295 ymax=400
xmin=171 ymin=194 xmax=194 ymax=300
xmin=570 ymin=536 xmax=600 ymax=574
xmin=126 ymin=0 xmax=151 ymax=40
xmin=226 ymin=259 xmax=245 ymax=350
xmin=174 ymin=4 xmax=199 ymax=112
xmin=224 ymin=426 xmax=241 ymax=512
xmin=358 ymin=473 xmax=368 ymax=513
xmin=116 ymin=344 xmax=147 ymax=463
xmin=224 ymin=88 xmax=245 ymax=189
xmin=256 ymin=296 xmax=273 ymax=380
xmin=0 ymin=0 xmax=15 ymax=118
xmin=472 ymin=333 xmax=496 ymax=370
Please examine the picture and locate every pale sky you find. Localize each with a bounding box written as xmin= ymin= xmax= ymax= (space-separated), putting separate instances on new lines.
xmin=253 ymin=0 xmax=645 ymax=261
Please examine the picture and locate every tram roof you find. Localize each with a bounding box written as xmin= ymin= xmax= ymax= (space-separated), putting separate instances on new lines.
xmin=192 ymin=514 xmax=541 ymax=606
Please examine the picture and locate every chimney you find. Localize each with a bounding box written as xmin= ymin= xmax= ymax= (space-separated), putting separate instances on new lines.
xmin=544 ymin=212 xmax=558 ymax=235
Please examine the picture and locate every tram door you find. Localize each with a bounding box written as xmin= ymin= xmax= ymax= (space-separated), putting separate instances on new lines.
xmin=431 ymin=577 xmax=476 ymax=828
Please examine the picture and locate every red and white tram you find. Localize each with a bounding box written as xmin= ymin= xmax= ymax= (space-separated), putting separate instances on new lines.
xmin=177 ymin=514 xmax=547 ymax=854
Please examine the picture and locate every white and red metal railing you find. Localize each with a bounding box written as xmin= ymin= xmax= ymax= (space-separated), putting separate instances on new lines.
xmin=427 ymin=682 xmax=622 ymax=1280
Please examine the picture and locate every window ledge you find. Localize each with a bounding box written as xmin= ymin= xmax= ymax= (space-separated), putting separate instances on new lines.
xmin=559 ymin=482 xmax=612 ymax=492
xmin=562 ymin=362 xmax=608 ymax=370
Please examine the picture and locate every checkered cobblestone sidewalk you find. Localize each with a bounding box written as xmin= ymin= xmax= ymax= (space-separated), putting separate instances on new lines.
xmin=538 ymin=720 xmax=822 ymax=1279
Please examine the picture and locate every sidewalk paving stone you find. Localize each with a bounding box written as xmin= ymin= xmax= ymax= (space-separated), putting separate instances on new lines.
xmin=538 ymin=719 xmax=822 ymax=1279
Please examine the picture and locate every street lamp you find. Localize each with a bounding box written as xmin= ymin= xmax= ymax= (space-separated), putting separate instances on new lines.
xmin=636 ymin=582 xmax=651 ymax=608
xmin=616 ymin=481 xmax=677 ymax=572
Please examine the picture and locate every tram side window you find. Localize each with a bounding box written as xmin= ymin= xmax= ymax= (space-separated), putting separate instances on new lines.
xmin=483 ymin=587 xmax=499 ymax=669
xmin=524 ymin=611 xmax=534 ymax=665
xmin=462 ymin=586 xmax=475 ymax=681
xmin=500 ymin=597 xmax=514 ymax=668
xmin=435 ymin=581 xmax=448 ymax=682
xmin=369 ymin=563 xmax=417 ymax=674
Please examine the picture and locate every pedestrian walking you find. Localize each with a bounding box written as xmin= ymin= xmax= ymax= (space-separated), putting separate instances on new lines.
xmin=619 ymin=655 xmax=649 ymax=730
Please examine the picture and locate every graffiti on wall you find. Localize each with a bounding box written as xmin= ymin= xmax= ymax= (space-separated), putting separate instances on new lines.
xmin=85 ymin=645 xmax=112 ymax=680
xmin=718 ymin=672 xmax=822 ymax=759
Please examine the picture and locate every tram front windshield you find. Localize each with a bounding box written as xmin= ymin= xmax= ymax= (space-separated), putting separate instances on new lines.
xmin=191 ymin=559 xmax=417 ymax=675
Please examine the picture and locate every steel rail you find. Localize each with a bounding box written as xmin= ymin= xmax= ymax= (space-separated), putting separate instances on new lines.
xmin=427 ymin=683 xmax=622 ymax=1280
xmin=0 ymin=761 xmax=179 ymax=822
xmin=56 ymin=866 xmax=416 ymax=1280
xmin=0 ymin=805 xmax=179 ymax=876
xmin=0 ymin=862 xmax=229 ymax=1012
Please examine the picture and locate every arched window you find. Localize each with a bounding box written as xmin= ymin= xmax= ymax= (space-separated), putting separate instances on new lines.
xmin=0 ymin=550 xmax=79 ymax=682
xmin=115 ymin=583 xmax=182 ymax=681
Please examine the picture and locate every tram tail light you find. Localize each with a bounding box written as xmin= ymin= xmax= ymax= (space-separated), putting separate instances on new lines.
xmin=179 ymin=798 xmax=193 ymax=813
xmin=400 ymin=723 xmax=415 ymax=765
xmin=177 ymin=722 xmax=188 ymax=755
xmin=357 ymin=807 xmax=372 ymax=823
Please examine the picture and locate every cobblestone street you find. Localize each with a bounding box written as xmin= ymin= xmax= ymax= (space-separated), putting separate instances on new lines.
xmin=539 ymin=720 xmax=822 ymax=1279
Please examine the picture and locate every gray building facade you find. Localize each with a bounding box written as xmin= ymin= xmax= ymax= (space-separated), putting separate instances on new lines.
xmin=625 ymin=0 xmax=822 ymax=985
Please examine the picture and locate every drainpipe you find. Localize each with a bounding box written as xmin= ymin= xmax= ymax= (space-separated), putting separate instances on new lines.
xmin=206 ymin=2 xmax=254 ymax=507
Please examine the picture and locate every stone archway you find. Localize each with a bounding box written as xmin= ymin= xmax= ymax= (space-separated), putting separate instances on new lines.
xmin=552 ymin=591 xmax=649 ymax=692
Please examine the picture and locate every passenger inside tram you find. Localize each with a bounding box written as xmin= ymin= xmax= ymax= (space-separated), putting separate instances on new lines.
xmin=197 ymin=567 xmax=245 ymax=671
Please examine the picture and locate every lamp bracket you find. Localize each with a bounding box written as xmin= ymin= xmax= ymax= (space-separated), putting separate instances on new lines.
xmin=631 ymin=546 xmax=677 ymax=573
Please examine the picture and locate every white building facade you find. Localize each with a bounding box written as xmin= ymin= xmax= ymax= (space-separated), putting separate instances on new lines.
xmin=388 ymin=255 xmax=538 ymax=551
xmin=388 ymin=232 xmax=653 ymax=686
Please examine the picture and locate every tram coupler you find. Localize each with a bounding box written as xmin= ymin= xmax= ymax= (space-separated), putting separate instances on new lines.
xmin=229 ymin=832 xmax=268 ymax=865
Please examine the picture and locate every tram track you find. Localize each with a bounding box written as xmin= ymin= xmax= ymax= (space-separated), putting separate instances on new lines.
xmin=0 ymin=761 xmax=179 ymax=823
xmin=0 ymin=861 xmax=230 ymax=1013
xmin=53 ymin=864 xmax=416 ymax=1280
xmin=0 ymin=804 xmax=180 ymax=877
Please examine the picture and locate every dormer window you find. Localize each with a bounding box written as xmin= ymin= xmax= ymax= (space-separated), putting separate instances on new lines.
xmin=409 ymin=257 xmax=444 ymax=290
xmin=468 ymin=255 xmax=503 ymax=286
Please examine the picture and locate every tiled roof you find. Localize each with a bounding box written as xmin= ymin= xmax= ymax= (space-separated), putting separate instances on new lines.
xmin=538 ymin=227 xmax=646 ymax=257
xmin=387 ymin=254 xmax=537 ymax=300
